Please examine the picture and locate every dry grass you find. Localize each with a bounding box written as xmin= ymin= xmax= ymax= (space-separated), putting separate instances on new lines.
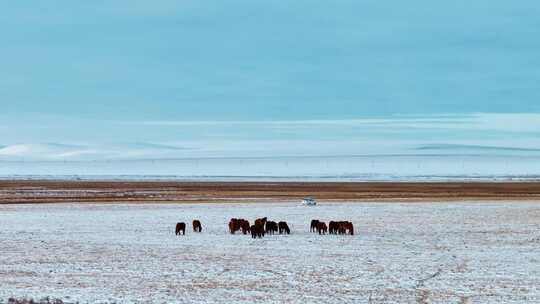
xmin=2 ymin=180 xmax=540 ymax=204
xmin=6 ymin=298 xmax=65 ymax=304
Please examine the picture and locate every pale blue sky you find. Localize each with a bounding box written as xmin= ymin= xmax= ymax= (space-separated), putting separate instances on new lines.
xmin=1 ymin=1 xmax=540 ymax=161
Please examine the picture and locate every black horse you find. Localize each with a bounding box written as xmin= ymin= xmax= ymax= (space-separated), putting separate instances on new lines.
xmin=310 ymin=219 xmax=320 ymax=232
xmin=278 ymin=221 xmax=290 ymax=234
xmin=192 ymin=220 xmax=202 ymax=232
xmin=175 ymin=222 xmax=186 ymax=235
xmin=328 ymin=221 xmax=338 ymax=234
xmin=251 ymin=224 xmax=265 ymax=238
xmin=265 ymin=221 xmax=278 ymax=235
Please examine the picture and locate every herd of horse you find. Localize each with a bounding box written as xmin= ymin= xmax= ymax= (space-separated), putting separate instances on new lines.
xmin=310 ymin=219 xmax=354 ymax=235
xmin=229 ymin=217 xmax=291 ymax=238
xmin=174 ymin=218 xmax=354 ymax=238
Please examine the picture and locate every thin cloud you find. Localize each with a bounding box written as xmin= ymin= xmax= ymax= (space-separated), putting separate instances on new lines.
xmin=118 ymin=113 xmax=540 ymax=132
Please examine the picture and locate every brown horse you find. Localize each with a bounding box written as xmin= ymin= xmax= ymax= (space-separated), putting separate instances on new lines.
xmin=265 ymin=221 xmax=278 ymax=235
xmin=317 ymin=222 xmax=327 ymax=235
xmin=310 ymin=219 xmax=320 ymax=232
xmin=255 ymin=217 xmax=267 ymax=227
xmin=278 ymin=221 xmax=290 ymax=234
xmin=251 ymin=224 xmax=265 ymax=238
xmin=192 ymin=220 xmax=202 ymax=232
xmin=175 ymin=222 xmax=186 ymax=235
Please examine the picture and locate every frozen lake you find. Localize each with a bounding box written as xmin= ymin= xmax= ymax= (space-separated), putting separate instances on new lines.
xmin=1 ymin=202 xmax=540 ymax=303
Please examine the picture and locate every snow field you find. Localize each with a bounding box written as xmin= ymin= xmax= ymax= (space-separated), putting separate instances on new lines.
xmin=1 ymin=202 xmax=540 ymax=303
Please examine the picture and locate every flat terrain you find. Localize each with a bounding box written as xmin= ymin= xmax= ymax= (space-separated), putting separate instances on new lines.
xmin=2 ymin=180 xmax=540 ymax=203
xmin=1 ymin=202 xmax=540 ymax=303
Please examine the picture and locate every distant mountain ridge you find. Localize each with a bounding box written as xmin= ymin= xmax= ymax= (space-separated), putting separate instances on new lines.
xmin=416 ymin=144 xmax=540 ymax=153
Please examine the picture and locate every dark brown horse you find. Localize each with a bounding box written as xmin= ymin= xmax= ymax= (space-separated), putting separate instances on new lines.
xmin=239 ymin=219 xmax=251 ymax=234
xmin=192 ymin=220 xmax=202 ymax=232
xmin=325 ymin=221 xmax=355 ymax=235
xmin=338 ymin=223 xmax=346 ymax=235
xmin=265 ymin=221 xmax=278 ymax=235
xmin=175 ymin=222 xmax=186 ymax=235
xmin=332 ymin=221 xmax=354 ymax=235
xmin=310 ymin=219 xmax=320 ymax=232
xmin=229 ymin=218 xmax=251 ymax=234
xmin=278 ymin=221 xmax=290 ymax=234
xmin=317 ymin=222 xmax=327 ymax=235
xmin=251 ymin=224 xmax=265 ymax=238
xmin=343 ymin=221 xmax=354 ymax=235
xmin=229 ymin=218 xmax=241 ymax=234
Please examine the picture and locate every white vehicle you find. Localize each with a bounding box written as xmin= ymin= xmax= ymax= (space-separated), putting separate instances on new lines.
xmin=302 ymin=197 xmax=317 ymax=206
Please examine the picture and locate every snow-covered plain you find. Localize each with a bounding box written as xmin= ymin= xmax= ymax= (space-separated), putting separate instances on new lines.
xmin=1 ymin=202 xmax=540 ymax=303
xmin=3 ymin=155 xmax=540 ymax=182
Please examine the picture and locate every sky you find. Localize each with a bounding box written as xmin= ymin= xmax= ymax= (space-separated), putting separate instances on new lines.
xmin=1 ymin=1 xmax=540 ymax=162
